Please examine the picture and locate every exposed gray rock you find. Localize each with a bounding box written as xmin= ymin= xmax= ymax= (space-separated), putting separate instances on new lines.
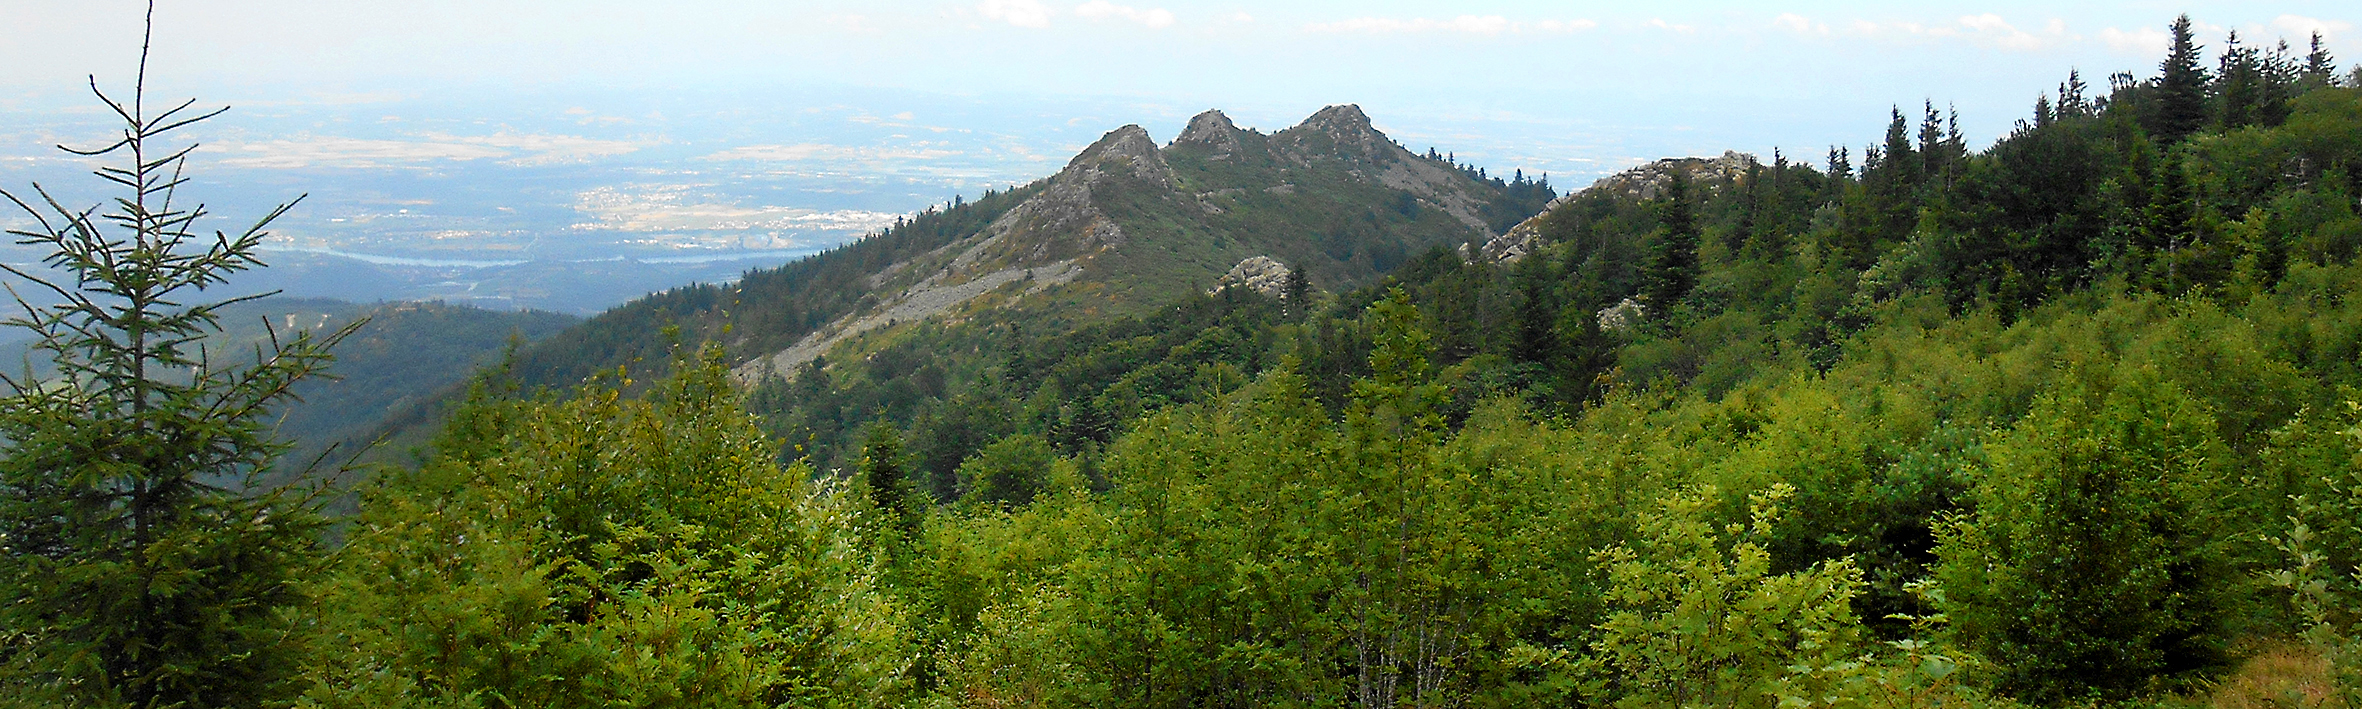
xmin=734 ymin=259 xmax=1084 ymax=384
xmin=1597 ymin=297 xmax=1647 ymax=333
xmin=1590 ymin=150 xmax=1758 ymax=201
xmin=1172 ymin=109 xmax=1244 ymax=157
xmin=1479 ymin=150 xmax=1761 ymax=264
xmin=1211 ymin=256 xmax=1290 ymax=296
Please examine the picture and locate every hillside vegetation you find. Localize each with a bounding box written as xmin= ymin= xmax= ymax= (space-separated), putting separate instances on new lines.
xmin=13 ymin=15 xmax=2362 ymax=709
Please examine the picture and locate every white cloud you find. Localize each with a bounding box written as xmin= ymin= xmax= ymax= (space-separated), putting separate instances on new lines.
xmin=1535 ymin=19 xmax=1598 ymax=32
xmin=2270 ymin=15 xmax=2351 ymax=42
xmin=1304 ymin=15 xmax=1592 ymax=36
xmin=1773 ymin=13 xmax=1826 ymax=35
xmin=1826 ymin=14 xmax=2074 ymax=51
xmin=977 ymin=0 xmax=1052 ymax=28
xmin=1954 ymin=14 xmax=2071 ymax=51
xmin=1647 ymin=18 xmax=1696 ymax=34
xmin=1075 ymin=1 xmax=1174 ymax=28
xmin=2098 ymin=25 xmax=2169 ymax=55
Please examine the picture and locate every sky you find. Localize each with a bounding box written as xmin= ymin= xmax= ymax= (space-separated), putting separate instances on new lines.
xmin=1 ymin=1 xmax=2359 ymax=311
xmin=3 ymin=1 xmax=2358 ymax=179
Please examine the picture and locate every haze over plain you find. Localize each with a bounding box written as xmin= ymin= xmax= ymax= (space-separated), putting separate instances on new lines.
xmin=2 ymin=0 xmax=2354 ymax=312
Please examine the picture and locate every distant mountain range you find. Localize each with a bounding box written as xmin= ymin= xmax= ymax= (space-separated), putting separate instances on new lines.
xmin=477 ymin=105 xmax=1551 ymax=393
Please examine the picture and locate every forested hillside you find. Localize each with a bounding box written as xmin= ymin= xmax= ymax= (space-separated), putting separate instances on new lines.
xmin=14 ymin=14 xmax=2362 ymax=709
xmin=489 ymin=105 xmax=1552 ymax=397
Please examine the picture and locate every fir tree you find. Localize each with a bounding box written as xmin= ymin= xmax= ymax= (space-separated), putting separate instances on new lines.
xmin=0 ymin=5 xmax=357 ymax=704
xmin=1879 ymin=107 xmax=1922 ymax=193
xmin=2302 ymin=32 xmax=2337 ymax=87
xmin=1283 ymin=266 xmax=1312 ymax=316
xmin=1644 ymin=173 xmax=1700 ymax=313
xmin=2152 ymin=15 xmax=2210 ymax=144
xmin=861 ymin=421 xmax=919 ymax=537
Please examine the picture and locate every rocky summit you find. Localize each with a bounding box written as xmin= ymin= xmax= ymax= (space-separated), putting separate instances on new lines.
xmin=716 ymin=104 xmax=1545 ymax=380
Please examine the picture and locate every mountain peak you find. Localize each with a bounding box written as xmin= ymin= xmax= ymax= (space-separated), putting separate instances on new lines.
xmin=1275 ymin=104 xmax=1399 ymax=164
xmin=1172 ymin=109 xmax=1244 ymax=155
xmin=1065 ymin=124 xmax=1173 ymax=188
xmin=1298 ymin=104 xmax=1373 ymax=134
xmin=1072 ymin=124 xmax=1159 ymax=165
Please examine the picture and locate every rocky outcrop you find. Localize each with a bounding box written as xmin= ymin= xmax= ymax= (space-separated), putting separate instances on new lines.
xmin=736 ymin=106 xmax=1515 ymax=383
xmin=1275 ymin=104 xmax=1396 ymax=164
xmin=734 ymin=260 xmax=1084 ymax=383
xmin=1211 ymin=256 xmax=1290 ymax=296
xmin=1596 ymin=297 xmax=1647 ymax=332
xmin=1480 ymin=220 xmax=1544 ymax=262
xmin=1589 ymin=150 xmax=1758 ymax=201
xmin=1266 ymin=104 xmax=1496 ymax=237
xmin=1068 ymin=124 xmax=1175 ymax=189
xmin=1479 ymin=151 xmax=1762 ymax=263
xmin=955 ymin=124 xmax=1175 ymax=269
xmin=1172 ymin=109 xmax=1245 ymax=157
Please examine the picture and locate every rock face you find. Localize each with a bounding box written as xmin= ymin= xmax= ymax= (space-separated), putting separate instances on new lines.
xmin=1589 ymin=150 xmax=1759 ymax=201
xmin=1478 ymin=150 xmax=1760 ymax=263
xmin=1172 ymin=109 xmax=1244 ymax=157
xmin=1212 ymin=256 xmax=1290 ymax=296
xmin=734 ymin=104 xmax=1512 ymax=383
xmin=956 ymin=124 xmax=1173 ymax=270
xmin=1268 ymin=104 xmax=1497 ymax=236
xmin=1596 ymin=297 xmax=1648 ymax=333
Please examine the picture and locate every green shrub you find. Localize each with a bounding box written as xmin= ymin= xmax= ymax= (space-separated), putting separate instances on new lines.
xmin=1935 ymin=370 xmax=2238 ymax=701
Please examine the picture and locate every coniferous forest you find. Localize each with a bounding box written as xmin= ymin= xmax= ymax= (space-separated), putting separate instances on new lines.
xmin=12 ymin=12 xmax=2362 ymax=709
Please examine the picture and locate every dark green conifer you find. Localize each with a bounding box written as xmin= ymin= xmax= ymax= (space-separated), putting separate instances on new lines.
xmin=2302 ymin=32 xmax=2337 ymax=87
xmin=0 ymin=6 xmax=356 ymax=704
xmin=861 ymin=422 xmax=919 ymax=536
xmin=2152 ymin=15 xmax=2210 ymax=144
xmin=1644 ymin=173 xmax=1700 ymax=313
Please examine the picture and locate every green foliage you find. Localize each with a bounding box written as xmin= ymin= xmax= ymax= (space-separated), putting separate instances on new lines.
xmin=45 ymin=14 xmax=2362 ymax=707
xmin=956 ymin=434 xmax=1058 ymax=509
xmin=862 ymin=421 xmax=921 ymax=539
xmin=1645 ymin=173 xmax=1703 ymax=312
xmin=301 ymin=345 xmax=913 ymax=708
xmin=1584 ymin=484 xmax=1866 ymax=709
xmin=0 ymin=26 xmax=349 ymax=706
xmin=1934 ymin=371 xmax=2238 ymax=702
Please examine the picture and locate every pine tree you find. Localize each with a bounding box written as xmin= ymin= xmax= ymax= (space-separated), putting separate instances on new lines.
xmin=2302 ymin=32 xmax=2337 ymax=87
xmin=2152 ymin=15 xmax=2210 ymax=144
xmin=0 ymin=5 xmax=357 ymax=704
xmin=862 ymin=421 xmax=919 ymax=537
xmin=2217 ymin=30 xmax=2263 ymax=130
xmin=2147 ymin=150 xmax=2202 ymax=292
xmin=1879 ymin=107 xmax=1922 ymax=193
xmin=2059 ymin=69 xmax=2091 ymax=117
xmin=1644 ymin=173 xmax=1700 ymax=313
xmin=1283 ymin=266 xmax=1312 ymax=316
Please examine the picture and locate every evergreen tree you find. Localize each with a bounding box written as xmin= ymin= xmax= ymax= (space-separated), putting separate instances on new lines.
xmin=862 ymin=421 xmax=919 ymax=537
xmin=1284 ymin=265 xmax=1311 ymax=315
xmin=2302 ymin=32 xmax=2338 ymax=87
xmin=2147 ymin=150 xmax=2201 ymax=291
xmin=2059 ymin=69 xmax=2091 ymax=117
xmin=0 ymin=8 xmax=356 ymax=704
xmin=2152 ymin=15 xmax=2211 ymax=144
xmin=1878 ymin=107 xmax=1923 ymax=193
xmin=1644 ymin=173 xmax=1700 ymax=312
xmin=1936 ymin=375 xmax=2235 ymax=702
xmin=2217 ymin=30 xmax=2264 ymax=130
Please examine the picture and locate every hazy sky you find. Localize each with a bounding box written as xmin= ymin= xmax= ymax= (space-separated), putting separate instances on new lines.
xmin=4 ymin=1 xmax=2359 ymax=178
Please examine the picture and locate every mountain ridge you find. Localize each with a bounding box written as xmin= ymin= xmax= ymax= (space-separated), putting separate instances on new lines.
xmin=718 ymin=103 xmax=1544 ymax=382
